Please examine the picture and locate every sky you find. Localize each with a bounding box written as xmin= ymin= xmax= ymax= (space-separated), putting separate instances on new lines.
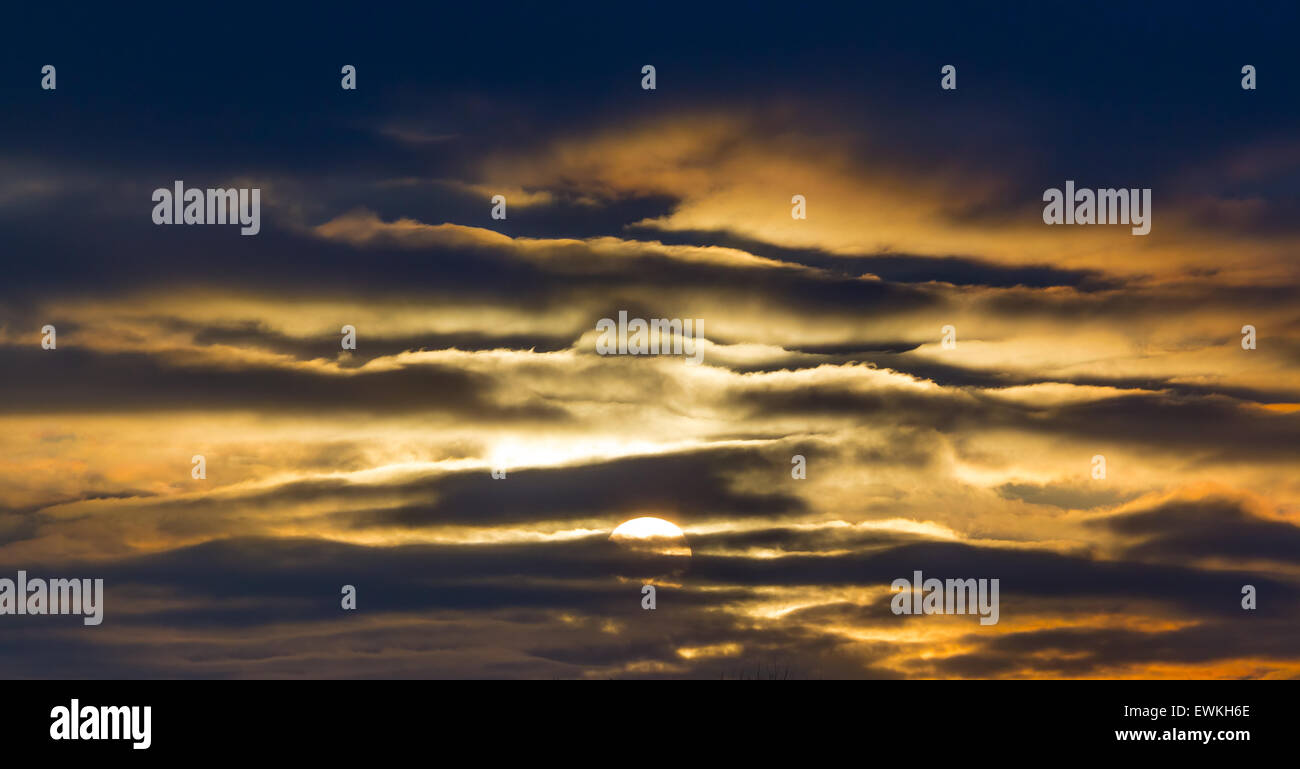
xmin=0 ymin=3 xmax=1298 ymax=678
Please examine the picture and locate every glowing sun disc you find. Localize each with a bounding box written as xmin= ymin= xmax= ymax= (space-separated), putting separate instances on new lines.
xmin=610 ymin=517 xmax=692 ymax=558
xmin=611 ymin=517 xmax=686 ymax=539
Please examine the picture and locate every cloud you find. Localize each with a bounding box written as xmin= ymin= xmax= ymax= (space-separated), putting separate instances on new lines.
xmin=2 ymin=4 xmax=1299 ymax=679
xmin=1091 ymin=489 xmax=1300 ymax=566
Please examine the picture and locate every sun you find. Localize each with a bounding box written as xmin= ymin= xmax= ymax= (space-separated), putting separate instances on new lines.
xmin=611 ymin=517 xmax=685 ymax=539
xmin=610 ymin=517 xmax=692 ymax=558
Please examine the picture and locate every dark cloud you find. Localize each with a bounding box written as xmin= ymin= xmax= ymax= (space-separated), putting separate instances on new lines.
xmin=186 ymin=319 xmax=574 ymax=364
xmin=738 ymin=382 xmax=1300 ymax=460
xmin=859 ymin=352 xmax=1300 ymax=404
xmin=349 ymin=446 xmax=806 ymax=528
xmin=3 ymin=530 xmax=1294 ymax=678
xmin=1093 ymin=495 xmax=1300 ymax=565
xmin=688 ymin=540 xmax=1300 ymax=621
xmin=0 ymin=346 xmax=570 ymax=420
xmin=933 ymin=620 xmax=1300 ymax=678
xmin=634 ymin=228 xmax=1124 ymax=290
xmin=996 ymin=481 xmax=1135 ymax=510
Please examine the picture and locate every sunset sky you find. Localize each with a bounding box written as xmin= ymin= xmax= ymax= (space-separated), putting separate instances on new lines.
xmin=1 ymin=4 xmax=1298 ymax=678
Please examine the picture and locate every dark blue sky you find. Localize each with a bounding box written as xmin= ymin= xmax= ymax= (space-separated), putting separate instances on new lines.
xmin=4 ymin=3 xmax=1297 ymax=181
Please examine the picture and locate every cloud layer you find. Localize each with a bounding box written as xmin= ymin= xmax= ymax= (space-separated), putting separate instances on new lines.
xmin=1 ymin=3 xmax=1297 ymax=678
